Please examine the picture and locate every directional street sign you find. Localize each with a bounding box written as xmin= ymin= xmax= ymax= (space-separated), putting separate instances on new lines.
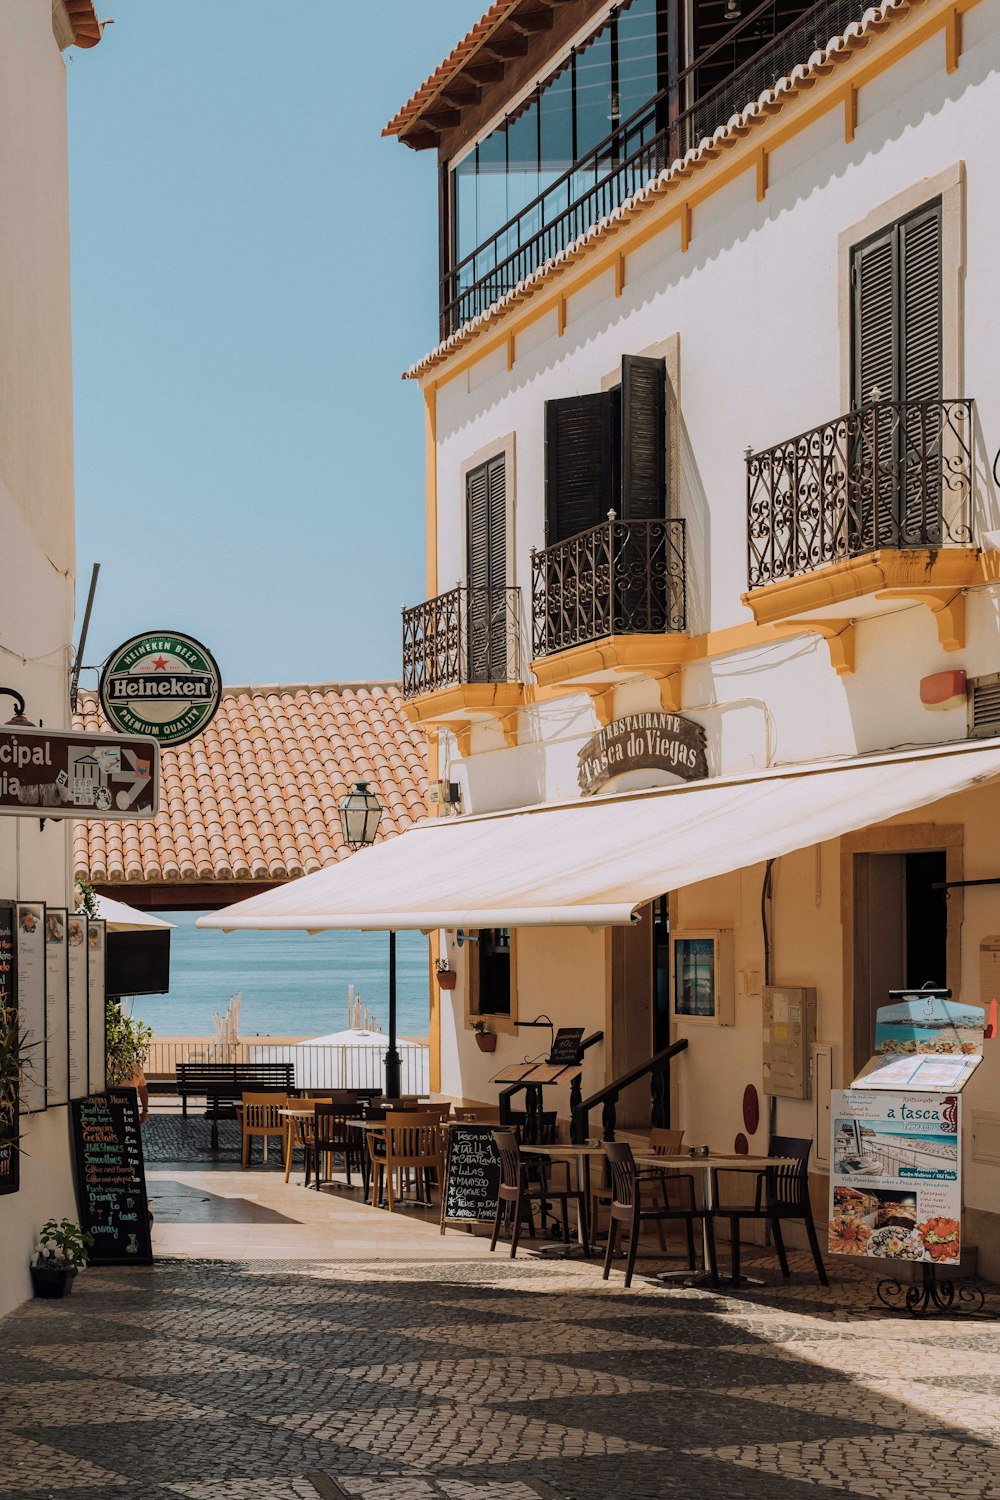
xmin=0 ymin=725 xmax=159 ymax=820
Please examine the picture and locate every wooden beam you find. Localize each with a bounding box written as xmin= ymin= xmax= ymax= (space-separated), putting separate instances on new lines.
xmin=755 ymin=146 xmax=768 ymax=203
xmin=439 ymin=81 xmax=482 ymax=108
xmin=422 ymin=106 xmax=462 ymax=130
xmin=402 ymin=128 xmax=440 ymax=152
xmin=464 ymin=60 xmax=506 ymax=84
xmin=945 ymin=5 xmax=962 ymax=71
xmin=512 ymin=8 xmax=555 ymax=33
xmin=843 ymin=84 xmax=858 ymax=142
xmin=483 ymin=34 xmax=530 ymax=59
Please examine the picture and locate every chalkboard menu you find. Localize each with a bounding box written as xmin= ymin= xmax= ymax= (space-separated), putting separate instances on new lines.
xmin=71 ymin=1088 xmax=152 ymax=1264
xmin=0 ymin=901 xmax=18 ymax=1195
xmin=549 ymin=1027 xmax=585 ymax=1065
xmin=440 ymin=1123 xmax=501 ymax=1231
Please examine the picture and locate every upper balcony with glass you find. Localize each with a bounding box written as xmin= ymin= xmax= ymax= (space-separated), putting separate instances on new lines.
xmin=386 ymin=0 xmax=878 ymax=340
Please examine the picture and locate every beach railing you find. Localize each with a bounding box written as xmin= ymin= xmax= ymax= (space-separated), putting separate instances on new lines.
xmin=144 ymin=1037 xmax=430 ymax=1096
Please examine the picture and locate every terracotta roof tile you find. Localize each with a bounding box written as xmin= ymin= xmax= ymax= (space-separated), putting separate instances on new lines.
xmin=73 ymin=683 xmax=429 ymax=890
xmin=384 ymin=0 xmax=524 ymax=140
xmin=403 ymin=0 xmax=926 ymax=378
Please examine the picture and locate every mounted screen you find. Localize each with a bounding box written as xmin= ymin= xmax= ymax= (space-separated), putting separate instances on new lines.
xmin=105 ymin=930 xmax=171 ymax=998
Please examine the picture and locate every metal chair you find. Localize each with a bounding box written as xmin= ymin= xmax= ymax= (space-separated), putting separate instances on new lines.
xmin=490 ymin=1130 xmax=589 ymax=1259
xmin=591 ymin=1128 xmax=693 ymax=1244
xmin=602 ymin=1140 xmax=718 ymax=1289
xmin=710 ymin=1134 xmax=828 ymax=1286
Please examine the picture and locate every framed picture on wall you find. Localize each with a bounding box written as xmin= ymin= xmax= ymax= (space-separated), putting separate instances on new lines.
xmin=670 ymin=930 xmax=734 ymax=1026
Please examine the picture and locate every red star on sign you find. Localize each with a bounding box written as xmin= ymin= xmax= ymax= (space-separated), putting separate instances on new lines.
xmin=151 ymin=656 xmax=169 ymax=670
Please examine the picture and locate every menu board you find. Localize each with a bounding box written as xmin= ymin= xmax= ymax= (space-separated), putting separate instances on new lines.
xmin=0 ymin=901 xmax=18 ymax=1194
xmin=44 ymin=909 xmax=69 ymax=1107
xmin=66 ymin=914 xmax=88 ymax=1100
xmin=17 ymin=902 xmax=46 ymax=1114
xmin=71 ymin=1087 xmax=152 ymax=1264
xmin=440 ymin=1123 xmax=502 ymax=1231
xmin=829 ymin=1089 xmax=961 ymax=1265
xmin=87 ymin=920 xmax=106 ymax=1095
xmin=549 ymin=1027 xmax=585 ymax=1065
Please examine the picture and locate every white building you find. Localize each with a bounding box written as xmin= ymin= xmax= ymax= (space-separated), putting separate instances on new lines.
xmin=383 ymin=0 xmax=1000 ymax=1273
xmin=0 ymin=0 xmax=105 ymax=1317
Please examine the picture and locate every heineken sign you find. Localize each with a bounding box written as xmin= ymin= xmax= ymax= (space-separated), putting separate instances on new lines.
xmin=100 ymin=632 xmax=222 ymax=748
xmin=578 ymin=712 xmax=708 ymax=796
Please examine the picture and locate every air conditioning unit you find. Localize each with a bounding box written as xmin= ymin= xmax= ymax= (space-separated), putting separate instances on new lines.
xmin=968 ymin=674 xmax=1000 ymax=739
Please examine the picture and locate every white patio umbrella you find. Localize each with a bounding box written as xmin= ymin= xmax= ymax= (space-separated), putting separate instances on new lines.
xmin=95 ymin=895 xmax=175 ymax=932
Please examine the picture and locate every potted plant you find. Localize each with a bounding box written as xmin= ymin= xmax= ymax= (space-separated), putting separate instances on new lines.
xmin=29 ymin=1218 xmax=93 ymax=1299
xmin=472 ymin=1019 xmax=496 ymax=1053
xmin=435 ymin=958 xmax=457 ymax=991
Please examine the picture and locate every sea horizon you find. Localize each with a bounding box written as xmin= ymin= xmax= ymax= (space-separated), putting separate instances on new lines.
xmin=129 ymin=910 xmax=431 ymax=1041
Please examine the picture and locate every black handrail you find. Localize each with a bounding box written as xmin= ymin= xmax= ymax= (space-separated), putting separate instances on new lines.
xmin=571 ymin=1038 xmax=689 ymax=1145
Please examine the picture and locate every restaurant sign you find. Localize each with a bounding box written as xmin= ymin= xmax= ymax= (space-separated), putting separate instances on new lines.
xmin=578 ymin=712 xmax=708 ymax=795
xmin=0 ymin=725 xmax=158 ymax=820
xmin=100 ymin=631 xmax=222 ymax=748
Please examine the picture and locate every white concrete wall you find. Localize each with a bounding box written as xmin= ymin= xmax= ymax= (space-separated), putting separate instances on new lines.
xmin=0 ymin=0 xmax=79 ymax=1319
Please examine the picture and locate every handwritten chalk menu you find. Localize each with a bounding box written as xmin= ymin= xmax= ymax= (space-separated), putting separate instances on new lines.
xmin=66 ymin=914 xmax=88 ymax=1100
xmin=440 ymin=1123 xmax=501 ymax=1231
xmin=86 ymin=920 xmax=106 ymax=1095
xmin=0 ymin=901 xmax=18 ymax=1193
xmin=71 ymin=1088 xmax=152 ymax=1264
xmin=45 ymin=909 xmax=69 ymax=1107
xmin=17 ymin=902 xmax=46 ymax=1114
xmin=549 ymin=1027 xmax=585 ymax=1065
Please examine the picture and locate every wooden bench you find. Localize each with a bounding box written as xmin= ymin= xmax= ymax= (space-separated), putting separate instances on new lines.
xmin=176 ymin=1062 xmax=295 ymax=1150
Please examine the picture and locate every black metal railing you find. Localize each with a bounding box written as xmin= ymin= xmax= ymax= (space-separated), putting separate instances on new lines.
xmin=746 ymin=398 xmax=975 ymax=590
xmin=571 ymin=1039 xmax=689 ymax=1145
xmin=531 ymin=517 xmax=686 ymax=659
xmin=441 ymin=0 xmax=871 ymax=337
xmin=402 ymin=585 xmax=523 ymax=698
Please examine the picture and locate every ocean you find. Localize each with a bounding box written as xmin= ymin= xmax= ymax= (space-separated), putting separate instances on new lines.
xmin=130 ymin=911 xmax=431 ymax=1040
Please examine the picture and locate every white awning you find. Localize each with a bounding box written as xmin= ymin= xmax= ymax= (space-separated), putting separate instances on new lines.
xmin=197 ymin=739 xmax=1000 ymax=933
xmin=95 ymin=895 xmax=175 ymax=932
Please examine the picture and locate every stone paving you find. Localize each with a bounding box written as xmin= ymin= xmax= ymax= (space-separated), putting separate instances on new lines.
xmin=3 ymin=1249 xmax=1000 ymax=1499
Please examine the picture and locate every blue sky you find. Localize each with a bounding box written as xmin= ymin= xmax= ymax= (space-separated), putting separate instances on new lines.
xmin=69 ymin=1 xmax=478 ymax=687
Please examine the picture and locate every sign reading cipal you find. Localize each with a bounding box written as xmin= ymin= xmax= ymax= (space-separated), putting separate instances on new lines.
xmin=100 ymin=631 xmax=222 ymax=748
xmin=0 ymin=726 xmax=158 ymax=820
xmin=578 ymin=712 xmax=708 ymax=796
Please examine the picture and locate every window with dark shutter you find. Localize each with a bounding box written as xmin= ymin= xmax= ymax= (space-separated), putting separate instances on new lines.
xmin=545 ymin=392 xmax=614 ymax=543
xmin=466 ymin=454 xmax=507 ymax=682
xmin=621 ymin=354 xmax=666 ymax=521
xmin=851 ymin=198 xmax=942 ymax=547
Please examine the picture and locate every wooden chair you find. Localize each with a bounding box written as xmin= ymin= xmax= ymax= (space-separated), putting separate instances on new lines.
xmin=371 ymin=1112 xmax=441 ymax=1211
xmin=602 ymin=1140 xmax=718 ymax=1289
xmin=284 ymin=1099 xmax=332 ymax=1182
xmin=240 ymin=1092 xmax=288 ymax=1167
xmin=710 ymin=1134 xmax=828 ymax=1287
xmin=304 ymin=1101 xmax=357 ymax=1191
xmin=489 ymin=1130 xmax=589 ymax=1259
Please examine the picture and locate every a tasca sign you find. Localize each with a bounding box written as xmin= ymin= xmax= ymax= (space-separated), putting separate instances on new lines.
xmin=0 ymin=726 xmax=158 ymax=820
xmin=578 ymin=712 xmax=708 ymax=795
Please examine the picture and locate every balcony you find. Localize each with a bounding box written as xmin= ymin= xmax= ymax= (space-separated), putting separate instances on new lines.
xmin=443 ymin=0 xmax=872 ymax=338
xmin=531 ymin=518 xmax=687 ymax=704
xmin=402 ymin=585 xmax=523 ymax=698
xmin=744 ymin=398 xmax=979 ymax=667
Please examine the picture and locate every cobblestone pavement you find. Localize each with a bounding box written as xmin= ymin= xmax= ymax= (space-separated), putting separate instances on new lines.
xmin=3 ymin=1251 xmax=1000 ymax=1499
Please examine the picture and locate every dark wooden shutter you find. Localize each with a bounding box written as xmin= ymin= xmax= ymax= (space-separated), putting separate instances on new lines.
xmin=545 ymin=393 xmax=613 ymax=543
xmin=900 ymin=203 xmax=942 ymax=405
xmin=621 ymin=354 xmax=666 ymax=520
xmin=466 ymin=454 xmax=507 ymax=682
xmin=853 ymin=225 xmax=896 ymax=407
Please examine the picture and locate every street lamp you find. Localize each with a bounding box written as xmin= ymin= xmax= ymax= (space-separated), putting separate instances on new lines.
xmin=337 ymin=781 xmax=402 ymax=1099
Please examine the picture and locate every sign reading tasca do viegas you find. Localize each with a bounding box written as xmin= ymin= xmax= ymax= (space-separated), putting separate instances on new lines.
xmin=0 ymin=726 xmax=158 ymax=820
xmin=100 ymin=631 xmax=222 ymax=748
xmin=578 ymin=712 xmax=708 ymax=796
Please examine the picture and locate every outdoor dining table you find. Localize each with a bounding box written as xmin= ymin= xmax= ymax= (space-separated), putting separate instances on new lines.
xmin=278 ymin=1106 xmax=318 ymax=1183
xmin=631 ymin=1149 xmax=794 ymax=1284
xmin=520 ymin=1142 xmax=607 ymax=1252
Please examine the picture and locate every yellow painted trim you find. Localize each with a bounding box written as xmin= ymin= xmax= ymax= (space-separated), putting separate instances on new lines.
xmin=424 ymin=387 xmax=437 ymax=596
xmin=755 ymin=147 xmax=768 ymax=203
xmin=945 ymin=6 xmax=962 ymax=71
xmin=773 ymin=618 xmax=856 ymax=674
xmin=417 ymin=0 xmax=980 ymax=394
xmin=742 ymin=548 xmax=982 ymax=626
xmin=843 ymin=83 xmax=858 ymax=142
xmin=530 ymin=633 xmax=691 ymax=686
xmin=874 ymin=587 xmax=967 ymax=651
xmin=557 ymin=294 xmax=567 ymax=336
xmin=614 ymin=252 xmax=625 ymax=297
xmin=506 ymin=331 xmax=515 ymax=371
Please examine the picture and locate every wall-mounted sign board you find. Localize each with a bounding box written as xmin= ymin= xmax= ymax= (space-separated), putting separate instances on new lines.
xmin=578 ymin=712 xmax=708 ymax=796
xmin=0 ymin=902 xmax=18 ymax=1194
xmin=440 ymin=1123 xmax=501 ymax=1232
xmin=44 ymin=909 xmax=69 ymax=1108
xmin=87 ymin=920 xmax=106 ymax=1096
xmin=71 ymin=1088 xmax=152 ymax=1265
xmin=549 ymin=1027 xmax=585 ymax=1066
xmin=67 ymin=914 xmax=89 ymax=1101
xmin=16 ymin=902 xmax=46 ymax=1114
xmin=0 ymin=725 xmax=158 ymax=820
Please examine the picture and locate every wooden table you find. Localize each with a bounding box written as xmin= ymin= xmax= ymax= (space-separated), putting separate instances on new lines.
xmin=520 ymin=1142 xmax=607 ymax=1252
xmin=278 ymin=1106 xmax=317 ymax=1182
xmin=632 ymin=1150 xmax=793 ymax=1284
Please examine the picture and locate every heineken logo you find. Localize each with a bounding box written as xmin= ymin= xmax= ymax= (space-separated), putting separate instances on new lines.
xmin=99 ymin=632 xmax=222 ymax=747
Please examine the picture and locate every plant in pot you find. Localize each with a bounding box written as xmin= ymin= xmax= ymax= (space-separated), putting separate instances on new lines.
xmin=30 ymin=1218 xmax=93 ymax=1299
xmin=435 ymin=958 xmax=457 ymax=991
xmin=472 ymin=1019 xmax=497 ymax=1053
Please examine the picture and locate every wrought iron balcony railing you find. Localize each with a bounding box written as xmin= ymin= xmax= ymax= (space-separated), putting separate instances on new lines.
xmin=746 ymin=398 xmax=975 ymax=590
xmin=531 ymin=517 xmax=686 ymax=659
xmin=402 ymin=585 xmax=523 ymax=699
xmin=442 ymin=0 xmax=871 ymax=338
